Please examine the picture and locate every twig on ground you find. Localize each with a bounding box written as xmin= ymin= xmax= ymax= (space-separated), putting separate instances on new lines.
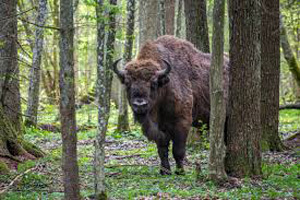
xmin=0 ymin=165 xmax=39 ymax=195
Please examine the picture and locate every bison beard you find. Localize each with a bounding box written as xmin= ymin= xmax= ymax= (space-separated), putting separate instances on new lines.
xmin=112 ymin=35 xmax=229 ymax=175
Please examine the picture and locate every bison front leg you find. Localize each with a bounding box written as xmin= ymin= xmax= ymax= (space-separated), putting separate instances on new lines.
xmin=172 ymin=125 xmax=189 ymax=175
xmin=156 ymin=139 xmax=171 ymax=175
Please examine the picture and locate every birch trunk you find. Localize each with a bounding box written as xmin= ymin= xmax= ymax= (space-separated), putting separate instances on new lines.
xmin=208 ymin=0 xmax=227 ymax=182
xmin=59 ymin=0 xmax=80 ymax=198
xmin=25 ymin=0 xmax=48 ymax=127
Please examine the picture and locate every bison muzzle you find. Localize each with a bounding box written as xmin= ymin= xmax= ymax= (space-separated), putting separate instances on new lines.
xmin=112 ymin=35 xmax=229 ymax=175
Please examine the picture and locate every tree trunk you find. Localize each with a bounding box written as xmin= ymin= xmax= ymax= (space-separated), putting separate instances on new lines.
xmin=59 ymin=0 xmax=80 ymax=198
xmin=165 ymin=0 xmax=175 ymax=35
xmin=159 ymin=0 xmax=166 ymax=36
xmin=139 ymin=0 xmax=160 ymax=48
xmin=25 ymin=0 xmax=48 ymax=127
xmin=261 ymin=0 xmax=285 ymax=152
xmin=94 ymin=0 xmax=109 ymax=198
xmin=225 ymin=0 xmax=262 ymax=178
xmin=105 ymin=0 xmax=117 ymax=111
xmin=208 ymin=0 xmax=227 ymax=182
xmin=0 ymin=0 xmax=43 ymax=172
xmin=184 ymin=0 xmax=210 ymax=53
xmin=280 ymin=17 xmax=300 ymax=88
xmin=17 ymin=0 xmax=34 ymax=50
xmin=175 ymin=0 xmax=183 ymax=38
xmin=117 ymin=0 xmax=135 ymax=132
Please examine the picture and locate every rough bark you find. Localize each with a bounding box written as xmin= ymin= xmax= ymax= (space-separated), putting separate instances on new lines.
xmin=225 ymin=0 xmax=262 ymax=178
xmin=184 ymin=0 xmax=210 ymax=53
xmin=94 ymin=0 xmax=108 ymax=199
xmin=0 ymin=0 xmax=44 ymax=171
xmin=159 ymin=0 xmax=166 ymax=36
xmin=117 ymin=0 xmax=135 ymax=132
xmin=280 ymin=17 xmax=300 ymax=88
xmin=139 ymin=0 xmax=160 ymax=48
xmin=165 ymin=0 xmax=175 ymax=35
xmin=208 ymin=0 xmax=227 ymax=182
xmin=105 ymin=0 xmax=117 ymax=107
xmin=261 ymin=0 xmax=285 ymax=152
xmin=59 ymin=0 xmax=80 ymax=198
xmin=25 ymin=0 xmax=48 ymax=127
xmin=175 ymin=0 xmax=183 ymax=37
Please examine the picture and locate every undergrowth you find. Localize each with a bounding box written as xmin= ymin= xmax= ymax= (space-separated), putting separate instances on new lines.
xmin=1 ymin=105 xmax=299 ymax=200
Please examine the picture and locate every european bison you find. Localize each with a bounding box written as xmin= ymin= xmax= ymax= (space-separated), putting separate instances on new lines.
xmin=112 ymin=35 xmax=229 ymax=175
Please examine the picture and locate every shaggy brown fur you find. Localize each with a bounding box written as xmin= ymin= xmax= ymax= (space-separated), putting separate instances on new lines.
xmin=114 ymin=35 xmax=229 ymax=175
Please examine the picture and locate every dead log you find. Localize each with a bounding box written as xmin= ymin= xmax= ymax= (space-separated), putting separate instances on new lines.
xmin=279 ymin=104 xmax=300 ymax=110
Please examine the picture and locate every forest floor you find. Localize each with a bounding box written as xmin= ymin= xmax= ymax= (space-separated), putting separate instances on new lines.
xmin=0 ymin=105 xmax=300 ymax=200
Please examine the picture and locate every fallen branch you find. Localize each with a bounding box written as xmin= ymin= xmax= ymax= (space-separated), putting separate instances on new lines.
xmin=0 ymin=165 xmax=39 ymax=195
xmin=279 ymin=103 xmax=300 ymax=110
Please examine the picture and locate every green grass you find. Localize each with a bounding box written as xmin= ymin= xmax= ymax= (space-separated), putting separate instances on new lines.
xmin=279 ymin=109 xmax=300 ymax=135
xmin=2 ymin=105 xmax=300 ymax=200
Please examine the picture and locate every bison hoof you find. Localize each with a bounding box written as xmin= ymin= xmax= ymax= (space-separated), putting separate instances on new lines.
xmin=175 ymin=168 xmax=185 ymax=175
xmin=160 ymin=168 xmax=171 ymax=175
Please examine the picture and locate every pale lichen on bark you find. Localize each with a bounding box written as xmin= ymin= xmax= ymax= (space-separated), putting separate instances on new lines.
xmin=208 ymin=0 xmax=227 ymax=183
xmin=25 ymin=0 xmax=48 ymax=127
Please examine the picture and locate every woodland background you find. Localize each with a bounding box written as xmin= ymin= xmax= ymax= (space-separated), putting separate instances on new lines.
xmin=0 ymin=0 xmax=300 ymax=199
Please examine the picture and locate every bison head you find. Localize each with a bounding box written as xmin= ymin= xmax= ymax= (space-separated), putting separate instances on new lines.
xmin=112 ymin=59 xmax=171 ymax=115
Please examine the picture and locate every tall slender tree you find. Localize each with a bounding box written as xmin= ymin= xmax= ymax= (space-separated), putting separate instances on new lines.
xmin=280 ymin=17 xmax=300 ymax=88
xmin=0 ymin=0 xmax=43 ymax=171
xmin=184 ymin=0 xmax=210 ymax=52
xmin=106 ymin=0 xmax=118 ymax=105
xmin=95 ymin=0 xmax=107 ymax=198
xmin=94 ymin=0 xmax=117 ymax=199
xmin=208 ymin=0 xmax=227 ymax=182
xmin=225 ymin=0 xmax=262 ymax=177
xmin=165 ymin=0 xmax=175 ymax=35
xmin=59 ymin=0 xmax=80 ymax=198
xmin=117 ymin=0 xmax=135 ymax=132
xmin=25 ymin=0 xmax=48 ymax=127
xmin=139 ymin=0 xmax=160 ymax=48
xmin=261 ymin=0 xmax=285 ymax=151
xmin=159 ymin=0 xmax=166 ymax=35
xmin=175 ymin=0 xmax=183 ymax=38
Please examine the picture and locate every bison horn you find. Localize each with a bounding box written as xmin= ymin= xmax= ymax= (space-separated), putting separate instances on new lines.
xmin=156 ymin=59 xmax=172 ymax=78
xmin=112 ymin=58 xmax=126 ymax=80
